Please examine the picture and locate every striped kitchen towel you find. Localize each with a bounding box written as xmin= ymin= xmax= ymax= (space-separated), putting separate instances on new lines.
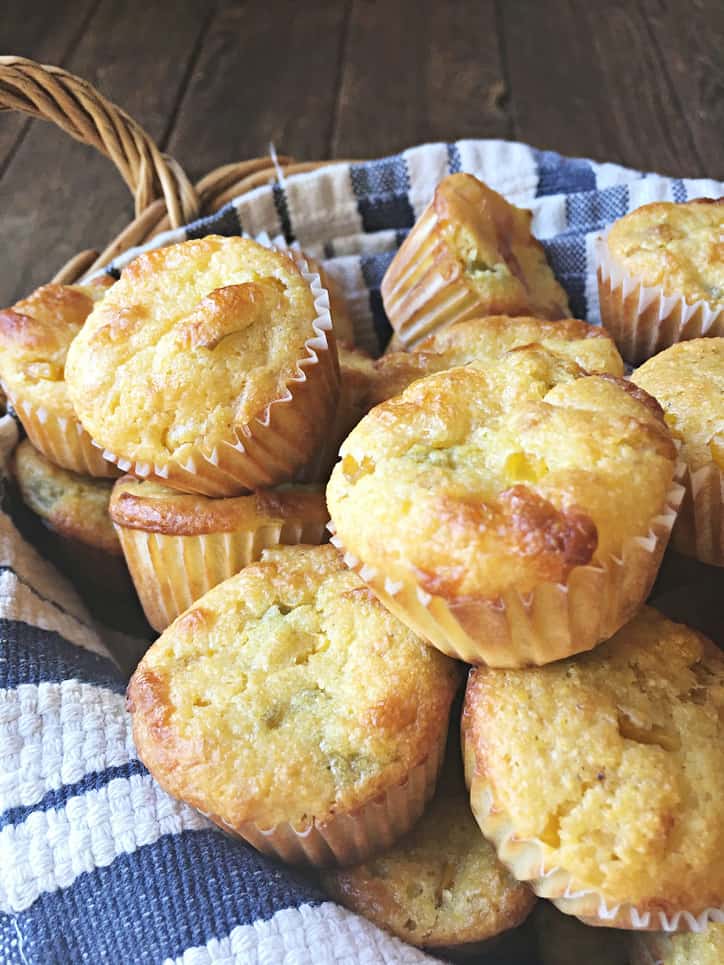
xmin=1 ymin=141 xmax=722 ymax=965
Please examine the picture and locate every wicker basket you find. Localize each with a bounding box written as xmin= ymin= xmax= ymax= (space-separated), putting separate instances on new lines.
xmin=0 ymin=55 xmax=346 ymax=286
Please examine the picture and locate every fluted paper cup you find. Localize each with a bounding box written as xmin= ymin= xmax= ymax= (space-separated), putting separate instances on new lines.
xmin=672 ymin=460 xmax=723 ymax=567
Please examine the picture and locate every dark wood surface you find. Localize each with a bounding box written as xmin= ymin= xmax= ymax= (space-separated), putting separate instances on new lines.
xmin=1 ymin=0 xmax=722 ymax=305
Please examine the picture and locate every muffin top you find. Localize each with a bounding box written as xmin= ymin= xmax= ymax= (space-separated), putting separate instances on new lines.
xmin=606 ymin=199 xmax=724 ymax=307
xmin=534 ymin=903 xmax=630 ymax=965
xmin=128 ymin=544 xmax=460 ymax=828
xmin=369 ymin=316 xmax=623 ymax=406
xmin=65 ymin=236 xmax=321 ymax=466
xmin=0 ymin=279 xmax=112 ymax=417
xmin=12 ymin=439 xmax=119 ymax=553
xmin=327 ymin=347 xmax=675 ymax=599
xmin=632 ymin=338 xmax=724 ymax=474
xmin=463 ymin=607 xmax=724 ymax=913
xmin=321 ymin=746 xmax=534 ymax=948
xmin=110 ymin=476 xmax=328 ymax=536
xmin=423 ymin=174 xmax=570 ymax=319
xmin=630 ymin=923 xmax=724 ymax=965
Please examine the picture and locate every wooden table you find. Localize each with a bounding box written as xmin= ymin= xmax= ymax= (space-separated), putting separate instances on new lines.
xmin=1 ymin=0 xmax=722 ymax=305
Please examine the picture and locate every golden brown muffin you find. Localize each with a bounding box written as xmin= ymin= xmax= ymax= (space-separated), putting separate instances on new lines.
xmin=327 ymin=346 xmax=679 ymax=666
xmin=597 ymin=199 xmax=724 ymax=363
xmin=110 ymin=476 xmax=329 ymax=631
xmin=534 ymin=902 xmax=630 ymax=965
xmin=632 ymin=338 xmax=723 ymax=566
xmin=462 ymin=607 xmax=724 ymax=932
xmin=381 ymin=174 xmax=570 ymax=349
xmin=0 ymin=278 xmax=117 ymax=476
xmin=630 ymin=923 xmax=724 ymax=965
xmin=368 ymin=316 xmax=623 ymax=406
xmin=11 ymin=438 xmax=133 ymax=601
xmin=321 ymin=744 xmax=535 ymax=951
xmin=65 ymin=236 xmax=339 ymax=497
xmin=128 ymin=544 xmax=461 ymax=866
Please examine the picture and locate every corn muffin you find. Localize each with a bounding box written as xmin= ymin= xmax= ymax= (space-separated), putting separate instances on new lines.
xmin=534 ymin=902 xmax=630 ymax=965
xmin=0 ymin=278 xmax=117 ymax=476
xmin=65 ymin=236 xmax=339 ymax=497
xmin=368 ymin=315 xmax=624 ymax=406
xmin=632 ymin=339 xmax=723 ymax=566
xmin=381 ymin=174 xmax=570 ymax=349
xmin=630 ymin=923 xmax=724 ymax=965
xmin=321 ymin=743 xmax=535 ymax=951
xmin=11 ymin=438 xmax=131 ymax=599
xmin=128 ymin=544 xmax=461 ymax=866
xmin=111 ymin=476 xmax=329 ymax=631
xmin=597 ymin=199 xmax=724 ymax=363
xmin=462 ymin=607 xmax=724 ymax=931
xmin=327 ymin=346 xmax=680 ymax=666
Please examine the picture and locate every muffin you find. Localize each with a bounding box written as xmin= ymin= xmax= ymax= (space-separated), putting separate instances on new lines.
xmin=111 ymin=476 xmax=329 ymax=631
xmin=128 ymin=544 xmax=461 ymax=866
xmin=534 ymin=902 xmax=630 ymax=965
xmin=321 ymin=742 xmax=535 ymax=952
xmin=632 ymin=339 xmax=723 ymax=566
xmin=368 ymin=315 xmax=624 ymax=406
xmin=462 ymin=607 xmax=724 ymax=931
xmin=0 ymin=278 xmax=117 ymax=476
xmin=381 ymin=174 xmax=570 ymax=349
xmin=597 ymin=199 xmax=724 ymax=363
xmin=630 ymin=923 xmax=724 ymax=964
xmin=65 ymin=236 xmax=339 ymax=497
xmin=11 ymin=438 xmax=131 ymax=600
xmin=327 ymin=346 xmax=680 ymax=667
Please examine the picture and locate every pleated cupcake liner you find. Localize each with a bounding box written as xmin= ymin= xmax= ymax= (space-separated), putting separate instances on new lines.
xmin=8 ymin=394 xmax=119 ymax=477
xmin=201 ymin=726 xmax=447 ymax=868
xmin=329 ymin=472 xmax=684 ymax=668
xmin=595 ymin=236 xmax=724 ymax=365
xmin=462 ymin=725 xmax=723 ymax=934
xmin=115 ymin=516 xmax=329 ymax=633
xmin=380 ymin=204 xmax=485 ymax=350
xmin=671 ymin=460 xmax=723 ymax=567
xmin=92 ymin=236 xmax=340 ymax=497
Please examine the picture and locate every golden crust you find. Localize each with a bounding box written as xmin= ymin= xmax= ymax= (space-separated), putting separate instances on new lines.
xmin=110 ymin=476 xmax=328 ymax=536
xmin=65 ymin=236 xmax=323 ymax=467
xmin=630 ymin=923 xmax=724 ymax=965
xmin=0 ymin=279 xmax=111 ymax=418
xmin=463 ymin=607 xmax=724 ymax=916
xmin=632 ymin=338 xmax=724 ymax=474
xmin=369 ymin=316 xmax=623 ymax=407
xmin=127 ymin=544 xmax=460 ymax=829
xmin=606 ymin=199 xmax=724 ymax=307
xmin=327 ymin=347 xmax=675 ymax=599
xmin=321 ymin=747 xmax=534 ymax=948
xmin=12 ymin=439 xmax=119 ymax=554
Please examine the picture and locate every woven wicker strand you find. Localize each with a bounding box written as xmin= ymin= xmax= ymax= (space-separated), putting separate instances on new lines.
xmin=0 ymin=56 xmax=344 ymax=286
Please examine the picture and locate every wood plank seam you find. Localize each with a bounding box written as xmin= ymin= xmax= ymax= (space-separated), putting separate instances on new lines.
xmin=326 ymin=0 xmax=353 ymax=158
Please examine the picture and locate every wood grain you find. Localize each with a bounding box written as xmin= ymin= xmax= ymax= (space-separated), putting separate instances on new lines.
xmin=0 ymin=0 xmax=208 ymax=305
xmin=332 ymin=0 xmax=509 ymax=158
xmin=640 ymin=0 xmax=724 ymax=178
xmin=167 ymin=0 xmax=349 ymax=179
xmin=501 ymin=0 xmax=707 ymax=176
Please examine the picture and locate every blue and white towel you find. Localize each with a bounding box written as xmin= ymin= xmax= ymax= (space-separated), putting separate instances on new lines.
xmin=1 ymin=141 xmax=722 ymax=965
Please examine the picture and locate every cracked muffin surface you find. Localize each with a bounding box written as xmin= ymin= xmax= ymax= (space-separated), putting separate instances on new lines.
xmin=127 ymin=544 xmax=460 ymax=829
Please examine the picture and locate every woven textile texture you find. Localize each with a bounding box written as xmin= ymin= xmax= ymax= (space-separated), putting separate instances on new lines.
xmin=0 ymin=141 xmax=722 ymax=964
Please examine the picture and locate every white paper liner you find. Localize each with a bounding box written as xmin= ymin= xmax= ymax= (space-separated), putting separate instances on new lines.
xmin=671 ymin=460 xmax=723 ymax=567
xmin=595 ymin=235 xmax=724 ymax=365
xmin=91 ymin=235 xmax=340 ymax=496
xmin=7 ymin=393 xmax=118 ymax=477
xmin=380 ymin=204 xmax=485 ymax=350
xmin=201 ymin=727 xmax=447 ymax=868
xmin=115 ymin=516 xmax=329 ymax=632
xmin=462 ymin=724 xmax=724 ymax=933
xmin=329 ymin=472 xmax=684 ymax=668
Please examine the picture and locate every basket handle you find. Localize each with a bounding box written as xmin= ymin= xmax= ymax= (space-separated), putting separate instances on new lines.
xmin=0 ymin=56 xmax=200 ymax=280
